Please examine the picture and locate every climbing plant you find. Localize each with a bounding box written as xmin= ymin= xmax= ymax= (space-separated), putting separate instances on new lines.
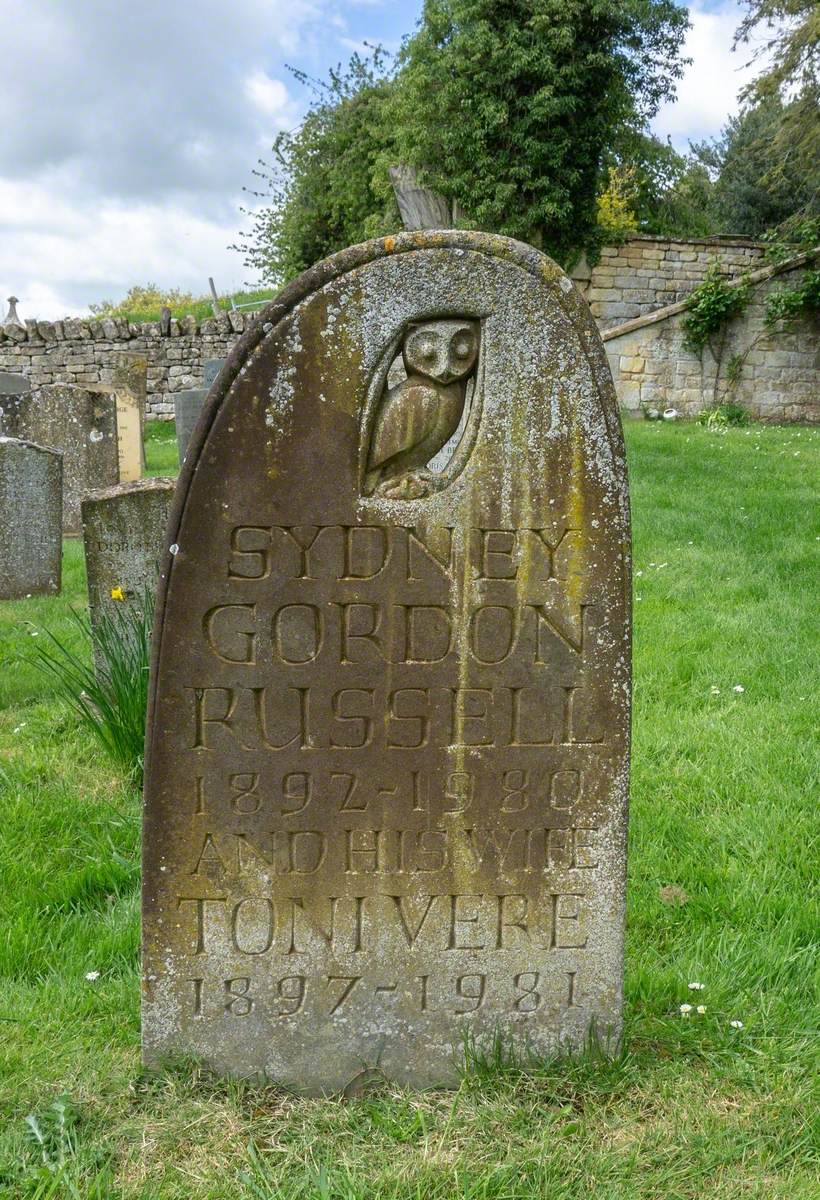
xmin=681 ymin=265 xmax=751 ymax=355
xmin=765 ymin=267 xmax=820 ymax=328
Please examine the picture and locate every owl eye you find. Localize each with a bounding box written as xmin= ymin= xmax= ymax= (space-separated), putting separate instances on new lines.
xmin=454 ymin=340 xmax=473 ymax=359
xmin=420 ymin=341 xmax=436 ymax=360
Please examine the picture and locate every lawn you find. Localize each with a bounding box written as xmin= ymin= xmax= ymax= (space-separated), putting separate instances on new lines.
xmin=0 ymin=421 xmax=817 ymax=1199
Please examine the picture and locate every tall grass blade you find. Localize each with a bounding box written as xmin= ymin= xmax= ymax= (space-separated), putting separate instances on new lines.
xmin=30 ymin=591 xmax=153 ymax=784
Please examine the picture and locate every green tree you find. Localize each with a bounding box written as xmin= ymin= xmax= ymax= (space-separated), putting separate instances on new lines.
xmin=235 ymin=53 xmax=400 ymax=284
xmin=697 ymin=98 xmax=817 ymax=236
xmin=602 ymin=132 xmax=717 ymax=238
xmin=733 ymin=1 xmax=819 ymax=205
xmin=390 ymin=0 xmax=690 ymax=264
xmin=241 ymin=4 xmax=690 ymax=281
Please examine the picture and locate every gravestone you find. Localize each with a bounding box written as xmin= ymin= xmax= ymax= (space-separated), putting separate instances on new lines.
xmin=174 ymin=388 xmax=208 ymax=464
xmin=82 ymin=477 xmax=175 ymax=664
xmin=0 ymin=372 xmax=30 ymax=394
xmin=0 ymin=437 xmax=62 ymax=599
xmin=203 ymin=358 xmax=225 ymax=387
xmin=110 ymin=354 xmax=147 ymax=482
xmin=0 ymin=384 xmax=119 ymax=534
xmin=142 ymin=231 xmax=631 ymax=1093
xmin=174 ymin=361 xmax=225 ymax=464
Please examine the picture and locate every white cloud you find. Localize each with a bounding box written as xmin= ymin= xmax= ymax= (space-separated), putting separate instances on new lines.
xmin=0 ymin=0 xmax=324 ymax=317
xmin=0 ymin=174 xmax=252 ymax=318
xmin=652 ymin=2 xmax=759 ymax=149
xmin=244 ymin=71 xmax=296 ymax=124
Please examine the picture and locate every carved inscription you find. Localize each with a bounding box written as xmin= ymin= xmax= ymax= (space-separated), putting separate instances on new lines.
xmin=142 ymin=232 xmax=630 ymax=1091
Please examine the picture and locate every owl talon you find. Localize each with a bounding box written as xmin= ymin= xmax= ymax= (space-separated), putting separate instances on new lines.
xmin=376 ymin=470 xmax=433 ymax=500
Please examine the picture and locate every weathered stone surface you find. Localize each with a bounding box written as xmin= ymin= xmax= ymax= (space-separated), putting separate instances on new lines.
xmin=0 ymin=437 xmax=62 ymax=599
xmin=82 ymin=477 xmax=175 ymax=663
xmin=143 ymin=231 xmax=632 ymax=1093
xmin=174 ymin=387 xmax=207 ymax=463
xmin=0 ymin=371 xmax=30 ymax=394
xmin=110 ymin=353 xmax=147 ymax=482
xmin=203 ymin=358 xmax=225 ymax=387
xmin=0 ymin=384 xmax=119 ymax=533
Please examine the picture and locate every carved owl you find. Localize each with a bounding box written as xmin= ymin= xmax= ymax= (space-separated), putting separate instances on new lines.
xmin=365 ymin=319 xmax=479 ymax=498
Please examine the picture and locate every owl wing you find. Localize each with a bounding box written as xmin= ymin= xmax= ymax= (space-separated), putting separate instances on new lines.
xmin=367 ymin=379 xmax=442 ymax=471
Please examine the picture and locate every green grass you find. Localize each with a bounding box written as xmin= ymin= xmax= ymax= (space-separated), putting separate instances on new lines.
xmin=143 ymin=421 xmax=179 ymax=477
xmin=0 ymin=421 xmax=817 ymax=1198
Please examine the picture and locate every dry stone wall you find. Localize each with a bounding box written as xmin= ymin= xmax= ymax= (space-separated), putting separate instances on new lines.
xmin=0 ymin=314 xmax=238 ymax=420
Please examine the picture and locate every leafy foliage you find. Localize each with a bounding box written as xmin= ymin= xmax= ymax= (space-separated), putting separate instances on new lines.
xmin=239 ymin=4 xmax=689 ymax=279
xmin=235 ymin=52 xmax=401 ymax=284
xmin=681 ymin=265 xmax=751 ymax=355
xmin=88 ymin=283 xmax=276 ymax=325
xmin=734 ymin=0 xmax=819 ymax=172
xmin=603 ymin=132 xmax=718 ymax=238
xmin=697 ymin=402 xmax=749 ymax=428
xmin=728 ymin=2 xmax=820 ymax=241
xmin=89 ymin=284 xmax=196 ymax=320
xmin=31 ymin=594 xmax=154 ymax=784
xmin=596 ymin=163 xmax=640 ymax=243
xmin=693 ymin=97 xmax=818 ymax=236
xmin=390 ymin=0 xmax=690 ymax=264
xmin=765 ymin=265 xmax=820 ymax=327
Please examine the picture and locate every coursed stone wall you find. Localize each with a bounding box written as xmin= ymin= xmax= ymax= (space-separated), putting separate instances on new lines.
xmin=571 ymin=235 xmax=767 ymax=330
xmin=603 ymin=254 xmax=819 ymax=424
xmin=0 ymin=314 xmax=237 ymax=419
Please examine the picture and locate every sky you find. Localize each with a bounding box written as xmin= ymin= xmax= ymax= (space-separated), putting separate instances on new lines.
xmin=0 ymin=1 xmax=764 ymax=320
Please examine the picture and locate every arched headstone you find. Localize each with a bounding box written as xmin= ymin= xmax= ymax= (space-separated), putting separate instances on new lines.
xmin=142 ymin=232 xmax=631 ymax=1093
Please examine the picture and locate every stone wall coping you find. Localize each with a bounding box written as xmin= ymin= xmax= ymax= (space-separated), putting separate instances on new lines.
xmin=601 ymin=248 xmax=818 ymax=342
xmin=0 ymin=310 xmax=248 ymax=345
xmin=621 ymin=233 xmax=770 ymax=249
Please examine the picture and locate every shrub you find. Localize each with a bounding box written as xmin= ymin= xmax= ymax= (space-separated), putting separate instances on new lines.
xmin=697 ymin=403 xmax=749 ymax=428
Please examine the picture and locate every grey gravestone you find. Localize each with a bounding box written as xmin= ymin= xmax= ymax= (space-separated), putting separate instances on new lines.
xmin=174 ymin=363 xmax=225 ymax=463
xmin=142 ymin=231 xmax=631 ymax=1093
xmin=203 ymin=358 xmax=225 ymax=387
xmin=0 ymin=437 xmax=62 ymax=599
xmin=82 ymin=477 xmax=175 ymax=665
xmin=0 ymin=372 xmax=30 ymax=394
xmin=174 ymin=388 xmax=208 ymax=464
xmin=0 ymin=384 xmax=119 ymax=534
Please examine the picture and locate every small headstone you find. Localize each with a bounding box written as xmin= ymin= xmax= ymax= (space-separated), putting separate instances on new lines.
xmin=0 ymin=372 xmax=31 ymax=394
xmin=203 ymin=358 xmax=226 ymax=387
xmin=142 ymin=232 xmax=631 ymax=1093
xmin=174 ymin=388 xmax=208 ymax=463
xmin=110 ymin=354 xmax=147 ymax=482
xmin=0 ymin=383 xmax=119 ymax=534
xmin=0 ymin=437 xmax=62 ymax=599
xmin=82 ymin=477 xmax=175 ymax=663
